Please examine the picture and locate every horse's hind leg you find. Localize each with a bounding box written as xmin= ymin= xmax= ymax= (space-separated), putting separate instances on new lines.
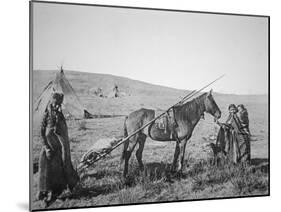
xmin=123 ymin=150 xmax=131 ymax=178
xmin=136 ymin=133 xmax=146 ymax=171
xmin=122 ymin=135 xmax=138 ymax=178
xmin=120 ymin=139 xmax=129 ymax=168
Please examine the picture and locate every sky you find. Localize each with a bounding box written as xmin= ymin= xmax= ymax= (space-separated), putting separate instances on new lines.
xmin=32 ymin=2 xmax=268 ymax=95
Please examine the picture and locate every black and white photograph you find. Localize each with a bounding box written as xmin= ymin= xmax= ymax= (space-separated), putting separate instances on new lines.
xmin=30 ymin=1 xmax=269 ymax=211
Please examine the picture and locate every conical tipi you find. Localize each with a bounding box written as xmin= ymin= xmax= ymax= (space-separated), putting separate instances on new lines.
xmin=34 ymin=67 xmax=93 ymax=124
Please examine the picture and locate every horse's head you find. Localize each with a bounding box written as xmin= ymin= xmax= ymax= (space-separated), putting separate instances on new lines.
xmin=204 ymin=89 xmax=221 ymax=120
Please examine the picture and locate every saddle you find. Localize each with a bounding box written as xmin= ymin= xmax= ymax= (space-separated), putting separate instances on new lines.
xmin=154 ymin=108 xmax=178 ymax=139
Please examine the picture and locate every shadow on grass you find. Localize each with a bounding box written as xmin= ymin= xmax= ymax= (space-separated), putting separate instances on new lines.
xmin=127 ymin=161 xmax=193 ymax=184
xmin=250 ymin=158 xmax=269 ymax=173
xmin=67 ymin=183 xmax=120 ymax=200
xmin=139 ymin=162 xmax=173 ymax=182
xmin=251 ymin=158 xmax=268 ymax=166
xmin=81 ymin=169 xmax=122 ymax=181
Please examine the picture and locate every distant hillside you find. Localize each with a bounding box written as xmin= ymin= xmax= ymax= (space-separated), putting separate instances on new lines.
xmin=33 ymin=70 xmax=188 ymax=99
xmin=32 ymin=70 xmax=268 ymax=118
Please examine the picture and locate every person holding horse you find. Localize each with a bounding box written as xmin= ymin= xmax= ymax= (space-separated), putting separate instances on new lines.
xmin=37 ymin=92 xmax=79 ymax=207
xmin=215 ymin=104 xmax=251 ymax=164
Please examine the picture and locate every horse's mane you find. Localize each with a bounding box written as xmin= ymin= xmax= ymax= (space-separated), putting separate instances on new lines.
xmin=176 ymin=92 xmax=207 ymax=114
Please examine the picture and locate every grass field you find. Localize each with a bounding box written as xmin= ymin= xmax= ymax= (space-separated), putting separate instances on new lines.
xmin=31 ymin=70 xmax=269 ymax=210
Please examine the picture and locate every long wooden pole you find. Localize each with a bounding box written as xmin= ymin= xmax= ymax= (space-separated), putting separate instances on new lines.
xmin=79 ymin=89 xmax=197 ymax=167
xmin=111 ymin=74 xmax=225 ymax=147
xmin=80 ymin=75 xmax=225 ymax=168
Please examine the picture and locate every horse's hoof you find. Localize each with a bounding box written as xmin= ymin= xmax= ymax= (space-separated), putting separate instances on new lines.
xmin=164 ymin=172 xmax=174 ymax=183
xmin=121 ymin=177 xmax=131 ymax=186
xmin=170 ymin=169 xmax=183 ymax=178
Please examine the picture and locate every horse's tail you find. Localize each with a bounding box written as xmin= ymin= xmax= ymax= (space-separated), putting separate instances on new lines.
xmin=120 ymin=116 xmax=128 ymax=163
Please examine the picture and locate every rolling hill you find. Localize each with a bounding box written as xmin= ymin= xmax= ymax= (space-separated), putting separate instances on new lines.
xmin=33 ymin=70 xmax=268 ymax=116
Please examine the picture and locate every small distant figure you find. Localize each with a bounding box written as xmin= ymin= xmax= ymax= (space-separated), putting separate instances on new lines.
xmin=37 ymin=93 xmax=79 ymax=207
xmin=95 ymin=87 xmax=104 ymax=97
xmin=215 ymin=104 xmax=251 ymax=164
xmin=113 ymin=84 xmax=119 ymax=98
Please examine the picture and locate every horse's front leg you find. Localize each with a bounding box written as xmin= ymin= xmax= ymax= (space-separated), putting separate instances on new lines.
xmin=176 ymin=137 xmax=188 ymax=172
xmin=171 ymin=138 xmax=181 ymax=172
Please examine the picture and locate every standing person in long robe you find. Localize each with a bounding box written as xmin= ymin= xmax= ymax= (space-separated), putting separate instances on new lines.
xmin=237 ymin=104 xmax=251 ymax=161
xmin=216 ymin=104 xmax=251 ymax=163
xmin=237 ymin=104 xmax=250 ymax=135
xmin=36 ymin=93 xmax=79 ymax=206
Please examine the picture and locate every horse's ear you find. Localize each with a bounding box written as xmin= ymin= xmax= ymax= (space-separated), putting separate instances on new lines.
xmin=208 ymin=89 xmax=213 ymax=96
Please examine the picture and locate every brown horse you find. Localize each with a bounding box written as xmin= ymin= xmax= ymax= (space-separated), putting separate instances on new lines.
xmin=120 ymin=90 xmax=221 ymax=177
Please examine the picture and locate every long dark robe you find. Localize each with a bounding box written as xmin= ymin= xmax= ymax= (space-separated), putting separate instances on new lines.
xmin=38 ymin=128 xmax=66 ymax=195
xmin=216 ymin=113 xmax=250 ymax=163
xmin=237 ymin=109 xmax=250 ymax=135
xmin=38 ymin=105 xmax=79 ymax=196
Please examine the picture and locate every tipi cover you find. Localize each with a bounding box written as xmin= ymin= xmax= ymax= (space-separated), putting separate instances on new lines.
xmin=34 ymin=68 xmax=93 ymax=125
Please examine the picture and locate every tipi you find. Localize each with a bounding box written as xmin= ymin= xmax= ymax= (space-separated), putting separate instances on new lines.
xmin=107 ymin=84 xmax=127 ymax=98
xmin=34 ymin=67 xmax=93 ymax=122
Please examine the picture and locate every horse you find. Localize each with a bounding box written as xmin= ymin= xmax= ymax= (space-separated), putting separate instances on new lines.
xmin=120 ymin=89 xmax=221 ymax=177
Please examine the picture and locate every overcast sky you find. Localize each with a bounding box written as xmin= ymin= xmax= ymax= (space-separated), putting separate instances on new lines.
xmin=32 ymin=2 xmax=268 ymax=95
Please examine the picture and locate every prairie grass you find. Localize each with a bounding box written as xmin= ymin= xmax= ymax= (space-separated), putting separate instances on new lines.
xmin=190 ymin=160 xmax=268 ymax=195
xmin=32 ymin=70 xmax=268 ymax=210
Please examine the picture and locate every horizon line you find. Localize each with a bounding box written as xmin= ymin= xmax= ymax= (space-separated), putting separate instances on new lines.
xmin=33 ymin=68 xmax=269 ymax=96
